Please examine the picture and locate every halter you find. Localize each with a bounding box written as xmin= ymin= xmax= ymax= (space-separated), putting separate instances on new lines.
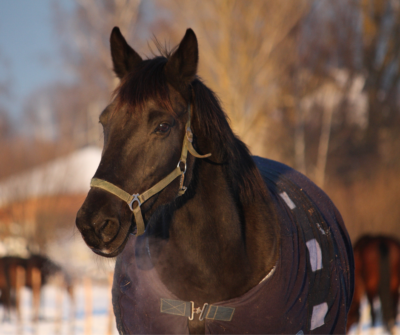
xmin=90 ymin=102 xmax=211 ymax=236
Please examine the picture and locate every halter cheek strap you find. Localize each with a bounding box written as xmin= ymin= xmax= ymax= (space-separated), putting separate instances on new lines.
xmin=90 ymin=102 xmax=211 ymax=236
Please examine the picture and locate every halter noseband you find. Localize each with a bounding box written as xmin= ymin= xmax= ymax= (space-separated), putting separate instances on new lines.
xmin=90 ymin=102 xmax=211 ymax=236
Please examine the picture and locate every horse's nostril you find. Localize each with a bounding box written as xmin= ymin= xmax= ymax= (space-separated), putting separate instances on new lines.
xmin=95 ymin=219 xmax=119 ymax=243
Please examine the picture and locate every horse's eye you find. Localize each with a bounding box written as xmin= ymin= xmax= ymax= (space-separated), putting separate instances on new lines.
xmin=155 ymin=123 xmax=170 ymax=134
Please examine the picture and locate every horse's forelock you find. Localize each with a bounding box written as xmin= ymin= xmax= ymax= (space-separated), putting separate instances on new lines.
xmin=112 ymin=56 xmax=176 ymax=117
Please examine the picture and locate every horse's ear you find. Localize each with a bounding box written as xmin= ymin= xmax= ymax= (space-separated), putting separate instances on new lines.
xmin=110 ymin=27 xmax=142 ymax=79
xmin=164 ymin=29 xmax=198 ymax=98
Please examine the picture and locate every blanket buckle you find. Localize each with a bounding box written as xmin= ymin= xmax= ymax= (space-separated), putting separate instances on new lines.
xmin=189 ymin=302 xmax=209 ymax=321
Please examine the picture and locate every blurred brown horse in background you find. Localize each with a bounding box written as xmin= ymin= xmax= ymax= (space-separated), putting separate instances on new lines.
xmin=0 ymin=254 xmax=74 ymax=322
xmin=347 ymin=235 xmax=400 ymax=333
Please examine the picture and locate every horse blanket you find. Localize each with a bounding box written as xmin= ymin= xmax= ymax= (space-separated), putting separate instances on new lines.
xmin=112 ymin=157 xmax=354 ymax=334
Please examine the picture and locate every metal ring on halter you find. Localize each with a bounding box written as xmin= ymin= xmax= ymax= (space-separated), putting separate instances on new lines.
xmin=128 ymin=194 xmax=141 ymax=211
xmin=177 ymin=160 xmax=187 ymax=174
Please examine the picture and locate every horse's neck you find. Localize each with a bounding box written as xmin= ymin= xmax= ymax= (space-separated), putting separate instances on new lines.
xmin=151 ymin=160 xmax=279 ymax=304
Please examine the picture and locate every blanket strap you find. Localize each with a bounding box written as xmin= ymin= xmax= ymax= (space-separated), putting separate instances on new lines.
xmin=160 ymin=298 xmax=235 ymax=321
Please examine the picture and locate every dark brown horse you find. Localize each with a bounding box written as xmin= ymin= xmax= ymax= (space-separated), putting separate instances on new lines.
xmin=76 ymin=27 xmax=354 ymax=334
xmin=347 ymin=235 xmax=400 ymax=333
xmin=0 ymin=254 xmax=73 ymax=321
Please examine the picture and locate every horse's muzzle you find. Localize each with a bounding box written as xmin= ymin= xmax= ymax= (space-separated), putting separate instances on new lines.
xmin=75 ymin=203 xmax=128 ymax=257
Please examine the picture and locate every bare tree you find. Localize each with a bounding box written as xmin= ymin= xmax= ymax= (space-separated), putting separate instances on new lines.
xmin=151 ymin=0 xmax=309 ymax=156
xmin=358 ymin=0 xmax=400 ymax=162
xmin=305 ymin=0 xmax=400 ymax=177
xmin=52 ymin=0 xmax=143 ymax=148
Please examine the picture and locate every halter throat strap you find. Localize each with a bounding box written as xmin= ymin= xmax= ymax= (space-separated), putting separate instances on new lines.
xmin=90 ymin=102 xmax=211 ymax=236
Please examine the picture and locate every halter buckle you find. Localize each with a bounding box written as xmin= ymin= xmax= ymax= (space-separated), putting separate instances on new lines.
xmin=177 ymin=160 xmax=187 ymax=195
xmin=178 ymin=172 xmax=187 ymax=195
xmin=128 ymin=194 xmax=141 ymax=211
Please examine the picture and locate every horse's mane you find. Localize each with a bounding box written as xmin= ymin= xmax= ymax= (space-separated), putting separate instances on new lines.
xmin=190 ymin=79 xmax=269 ymax=206
xmin=113 ymin=54 xmax=269 ymax=207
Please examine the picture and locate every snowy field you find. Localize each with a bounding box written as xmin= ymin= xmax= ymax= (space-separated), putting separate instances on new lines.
xmin=348 ymin=296 xmax=400 ymax=335
xmin=0 ymin=283 xmax=119 ymax=335
xmin=0 ymin=284 xmax=399 ymax=335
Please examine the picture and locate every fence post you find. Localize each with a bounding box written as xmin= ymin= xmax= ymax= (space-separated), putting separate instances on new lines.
xmin=84 ymin=276 xmax=93 ymax=335
xmin=68 ymin=277 xmax=76 ymax=334
xmin=54 ymin=272 xmax=64 ymax=334
xmin=107 ymin=271 xmax=114 ymax=335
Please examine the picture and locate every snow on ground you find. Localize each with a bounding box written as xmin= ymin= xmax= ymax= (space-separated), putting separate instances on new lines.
xmin=0 ymin=283 xmax=118 ymax=335
xmin=348 ymin=295 xmax=400 ymax=335
xmin=1 ymin=284 xmax=399 ymax=335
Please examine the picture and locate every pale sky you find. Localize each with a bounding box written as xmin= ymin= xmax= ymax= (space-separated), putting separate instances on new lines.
xmin=0 ymin=0 xmax=74 ymax=120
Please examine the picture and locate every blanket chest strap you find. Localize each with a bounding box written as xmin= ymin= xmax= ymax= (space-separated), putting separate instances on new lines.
xmin=160 ymin=298 xmax=235 ymax=321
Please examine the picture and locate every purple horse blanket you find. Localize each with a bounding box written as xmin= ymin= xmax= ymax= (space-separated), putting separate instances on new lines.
xmin=112 ymin=157 xmax=354 ymax=334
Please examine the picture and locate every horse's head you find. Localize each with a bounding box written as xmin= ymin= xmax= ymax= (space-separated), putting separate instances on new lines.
xmin=76 ymin=27 xmax=206 ymax=257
